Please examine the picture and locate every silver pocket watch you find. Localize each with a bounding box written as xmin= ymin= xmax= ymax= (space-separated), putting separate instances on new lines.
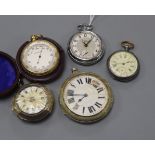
xmin=68 ymin=16 xmax=105 ymax=66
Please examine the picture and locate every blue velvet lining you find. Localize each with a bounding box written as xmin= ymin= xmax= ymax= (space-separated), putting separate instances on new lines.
xmin=0 ymin=55 xmax=17 ymax=93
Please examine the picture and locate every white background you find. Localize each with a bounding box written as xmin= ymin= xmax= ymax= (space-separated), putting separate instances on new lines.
xmin=0 ymin=0 xmax=154 ymax=154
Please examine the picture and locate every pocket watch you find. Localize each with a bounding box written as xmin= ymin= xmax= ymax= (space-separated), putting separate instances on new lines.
xmin=16 ymin=34 xmax=65 ymax=82
xmin=107 ymin=41 xmax=140 ymax=82
xmin=59 ymin=68 xmax=113 ymax=123
xmin=0 ymin=51 xmax=54 ymax=122
xmin=0 ymin=51 xmax=20 ymax=98
xmin=12 ymin=83 xmax=54 ymax=122
xmin=68 ymin=18 xmax=104 ymax=65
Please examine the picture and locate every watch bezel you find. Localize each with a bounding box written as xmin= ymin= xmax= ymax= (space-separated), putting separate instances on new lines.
xmin=16 ymin=36 xmax=65 ymax=83
xmin=0 ymin=51 xmax=20 ymax=98
xmin=107 ymin=50 xmax=140 ymax=82
xmin=68 ymin=31 xmax=105 ymax=66
xmin=12 ymin=83 xmax=54 ymax=122
xmin=59 ymin=71 xmax=113 ymax=124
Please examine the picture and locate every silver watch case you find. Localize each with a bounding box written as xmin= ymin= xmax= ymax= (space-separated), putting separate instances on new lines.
xmin=68 ymin=30 xmax=105 ymax=66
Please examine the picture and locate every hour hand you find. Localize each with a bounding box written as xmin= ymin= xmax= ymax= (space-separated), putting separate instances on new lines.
xmin=82 ymin=40 xmax=87 ymax=47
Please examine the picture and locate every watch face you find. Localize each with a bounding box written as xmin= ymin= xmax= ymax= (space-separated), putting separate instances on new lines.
xmin=60 ymin=72 xmax=113 ymax=123
xmin=13 ymin=84 xmax=54 ymax=122
xmin=15 ymin=85 xmax=48 ymax=114
xmin=108 ymin=51 xmax=139 ymax=78
xmin=69 ymin=31 xmax=103 ymax=62
xmin=20 ymin=40 xmax=60 ymax=76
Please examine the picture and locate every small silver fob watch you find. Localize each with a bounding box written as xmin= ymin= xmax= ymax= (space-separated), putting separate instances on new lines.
xmin=107 ymin=41 xmax=140 ymax=82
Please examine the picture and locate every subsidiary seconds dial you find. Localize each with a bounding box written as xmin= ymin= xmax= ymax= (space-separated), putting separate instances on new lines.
xmin=59 ymin=69 xmax=113 ymax=123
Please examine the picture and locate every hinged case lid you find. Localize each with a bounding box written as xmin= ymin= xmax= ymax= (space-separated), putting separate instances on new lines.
xmin=0 ymin=51 xmax=20 ymax=98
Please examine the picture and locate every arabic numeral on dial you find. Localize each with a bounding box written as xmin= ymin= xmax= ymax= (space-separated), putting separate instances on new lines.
xmin=95 ymin=38 xmax=99 ymax=42
xmin=91 ymin=35 xmax=94 ymax=39
xmin=73 ymin=39 xmax=78 ymax=42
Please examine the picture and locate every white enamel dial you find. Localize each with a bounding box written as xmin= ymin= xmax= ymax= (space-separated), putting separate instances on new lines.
xmin=21 ymin=40 xmax=60 ymax=75
xmin=109 ymin=51 xmax=138 ymax=78
xmin=63 ymin=74 xmax=109 ymax=117
xmin=70 ymin=31 xmax=102 ymax=60
xmin=15 ymin=85 xmax=48 ymax=114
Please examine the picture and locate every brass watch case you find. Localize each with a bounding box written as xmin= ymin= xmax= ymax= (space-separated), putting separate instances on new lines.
xmin=20 ymin=39 xmax=60 ymax=77
xmin=16 ymin=34 xmax=65 ymax=83
xmin=59 ymin=69 xmax=113 ymax=124
xmin=12 ymin=83 xmax=54 ymax=122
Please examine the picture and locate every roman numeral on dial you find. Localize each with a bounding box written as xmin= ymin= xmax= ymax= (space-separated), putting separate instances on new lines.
xmin=95 ymin=102 xmax=102 ymax=108
xmin=83 ymin=107 xmax=85 ymax=114
xmin=88 ymin=106 xmax=96 ymax=113
xmin=85 ymin=77 xmax=92 ymax=84
xmin=68 ymin=98 xmax=75 ymax=104
xmin=73 ymin=103 xmax=80 ymax=110
xmin=98 ymin=96 xmax=105 ymax=99
xmin=67 ymin=90 xmax=74 ymax=96
xmin=97 ymin=87 xmax=104 ymax=93
xmin=77 ymin=79 xmax=83 ymax=84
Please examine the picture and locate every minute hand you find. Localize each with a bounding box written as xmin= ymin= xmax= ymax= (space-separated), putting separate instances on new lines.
xmin=85 ymin=38 xmax=93 ymax=46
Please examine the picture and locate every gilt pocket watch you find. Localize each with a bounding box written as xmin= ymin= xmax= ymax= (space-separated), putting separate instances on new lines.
xmin=12 ymin=83 xmax=54 ymax=122
xmin=107 ymin=41 xmax=140 ymax=82
xmin=16 ymin=34 xmax=65 ymax=82
xmin=68 ymin=16 xmax=104 ymax=66
xmin=59 ymin=68 xmax=113 ymax=123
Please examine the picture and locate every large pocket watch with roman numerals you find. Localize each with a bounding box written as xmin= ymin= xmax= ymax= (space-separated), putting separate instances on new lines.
xmin=107 ymin=41 xmax=140 ymax=82
xmin=68 ymin=19 xmax=104 ymax=65
xmin=16 ymin=34 xmax=65 ymax=82
xmin=59 ymin=68 xmax=113 ymax=123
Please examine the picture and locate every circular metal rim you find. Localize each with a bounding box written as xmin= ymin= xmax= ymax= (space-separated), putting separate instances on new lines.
xmin=16 ymin=37 xmax=65 ymax=83
xmin=59 ymin=72 xmax=113 ymax=124
xmin=12 ymin=83 xmax=54 ymax=122
xmin=20 ymin=39 xmax=60 ymax=76
xmin=0 ymin=51 xmax=20 ymax=98
xmin=107 ymin=50 xmax=140 ymax=82
xmin=68 ymin=31 xmax=105 ymax=66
